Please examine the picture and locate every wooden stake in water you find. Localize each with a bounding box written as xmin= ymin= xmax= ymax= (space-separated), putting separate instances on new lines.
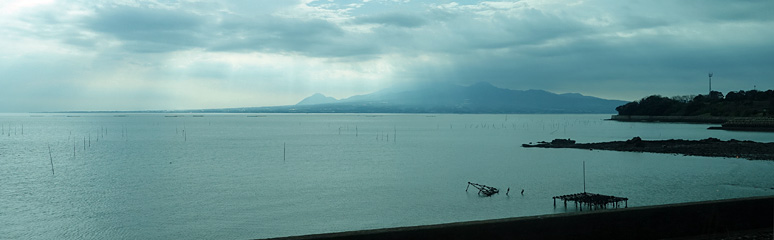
xmin=583 ymin=161 xmax=586 ymax=193
xmin=48 ymin=144 xmax=54 ymax=175
xmin=283 ymin=142 xmax=286 ymax=161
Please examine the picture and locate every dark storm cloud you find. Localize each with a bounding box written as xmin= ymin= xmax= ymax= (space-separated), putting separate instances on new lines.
xmin=71 ymin=4 xmax=381 ymax=57
xmin=83 ymin=6 xmax=206 ymax=52
xmin=208 ymin=15 xmax=365 ymax=56
xmin=466 ymin=10 xmax=588 ymax=49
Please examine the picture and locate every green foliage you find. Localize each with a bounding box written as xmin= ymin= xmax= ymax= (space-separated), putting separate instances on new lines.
xmin=616 ymin=89 xmax=774 ymax=117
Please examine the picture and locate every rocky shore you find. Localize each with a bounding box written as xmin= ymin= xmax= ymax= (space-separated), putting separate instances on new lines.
xmin=522 ymin=137 xmax=774 ymax=161
xmin=709 ymin=117 xmax=774 ymax=132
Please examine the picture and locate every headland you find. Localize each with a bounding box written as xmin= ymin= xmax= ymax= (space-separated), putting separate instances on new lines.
xmin=611 ymin=90 xmax=774 ymax=131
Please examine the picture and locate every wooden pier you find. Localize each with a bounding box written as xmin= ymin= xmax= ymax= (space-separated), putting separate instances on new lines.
xmin=552 ymin=161 xmax=628 ymax=211
xmin=553 ymin=192 xmax=628 ymax=211
xmin=466 ymin=182 xmax=499 ymax=197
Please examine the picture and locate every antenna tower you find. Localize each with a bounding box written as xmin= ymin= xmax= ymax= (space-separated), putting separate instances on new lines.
xmin=708 ymin=72 xmax=713 ymax=95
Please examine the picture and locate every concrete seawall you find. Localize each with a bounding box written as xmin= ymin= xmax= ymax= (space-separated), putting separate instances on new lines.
xmin=263 ymin=196 xmax=773 ymax=240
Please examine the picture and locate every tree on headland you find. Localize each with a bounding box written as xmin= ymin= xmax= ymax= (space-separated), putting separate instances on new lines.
xmin=615 ymin=95 xmax=682 ymax=116
xmin=616 ymin=89 xmax=774 ymax=117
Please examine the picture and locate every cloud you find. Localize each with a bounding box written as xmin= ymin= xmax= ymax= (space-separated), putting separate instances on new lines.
xmin=208 ymin=14 xmax=358 ymax=56
xmin=1 ymin=0 xmax=774 ymax=112
xmin=355 ymin=12 xmax=427 ymax=28
xmin=83 ymin=6 xmax=206 ymax=53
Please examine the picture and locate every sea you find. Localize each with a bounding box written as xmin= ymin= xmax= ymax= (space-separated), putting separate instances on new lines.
xmin=1 ymin=113 xmax=772 ymax=239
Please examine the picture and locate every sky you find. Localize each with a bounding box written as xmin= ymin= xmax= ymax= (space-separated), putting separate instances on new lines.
xmin=1 ymin=0 xmax=773 ymax=112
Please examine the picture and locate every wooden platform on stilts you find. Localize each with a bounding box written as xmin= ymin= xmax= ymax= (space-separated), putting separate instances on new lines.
xmin=553 ymin=192 xmax=628 ymax=211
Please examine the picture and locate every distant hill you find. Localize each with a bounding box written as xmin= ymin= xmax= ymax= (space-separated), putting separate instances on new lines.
xmin=296 ymin=93 xmax=338 ymax=105
xmin=208 ymin=82 xmax=627 ymax=113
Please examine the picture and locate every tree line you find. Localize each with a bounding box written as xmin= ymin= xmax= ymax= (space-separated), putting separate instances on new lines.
xmin=616 ymin=90 xmax=774 ymax=117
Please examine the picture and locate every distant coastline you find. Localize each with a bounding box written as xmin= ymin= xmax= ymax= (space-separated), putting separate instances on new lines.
xmin=523 ymin=137 xmax=774 ymax=161
xmin=609 ymin=115 xmax=729 ymax=124
xmin=609 ymin=115 xmax=774 ymax=132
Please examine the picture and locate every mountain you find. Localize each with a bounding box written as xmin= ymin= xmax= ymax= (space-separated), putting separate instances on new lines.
xmin=75 ymin=82 xmax=627 ymax=114
xmin=296 ymin=93 xmax=338 ymax=105
xmin=235 ymin=82 xmax=625 ymax=113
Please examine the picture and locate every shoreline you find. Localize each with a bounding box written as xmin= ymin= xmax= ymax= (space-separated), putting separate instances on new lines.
xmin=610 ymin=115 xmax=774 ymax=131
xmin=609 ymin=115 xmax=731 ymax=123
xmin=522 ymin=137 xmax=774 ymax=161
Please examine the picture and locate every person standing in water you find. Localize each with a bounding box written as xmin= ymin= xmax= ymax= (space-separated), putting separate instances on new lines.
xmin=521 ymin=189 xmax=524 ymax=195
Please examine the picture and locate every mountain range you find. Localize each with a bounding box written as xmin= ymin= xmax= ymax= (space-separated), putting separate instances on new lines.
xmin=206 ymin=82 xmax=627 ymax=114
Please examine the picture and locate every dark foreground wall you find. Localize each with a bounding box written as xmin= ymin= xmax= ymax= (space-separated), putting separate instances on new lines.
xmin=263 ymin=196 xmax=773 ymax=240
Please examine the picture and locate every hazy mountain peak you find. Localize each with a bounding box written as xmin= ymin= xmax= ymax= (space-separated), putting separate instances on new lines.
xmin=469 ymin=81 xmax=497 ymax=89
xmin=296 ymin=93 xmax=338 ymax=105
xmin=560 ymin=92 xmax=585 ymax=98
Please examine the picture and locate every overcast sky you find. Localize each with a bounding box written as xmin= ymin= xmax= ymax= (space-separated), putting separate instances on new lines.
xmin=1 ymin=0 xmax=772 ymax=112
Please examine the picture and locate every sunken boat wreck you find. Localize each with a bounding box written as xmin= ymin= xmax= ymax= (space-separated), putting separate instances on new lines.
xmin=466 ymin=182 xmax=499 ymax=197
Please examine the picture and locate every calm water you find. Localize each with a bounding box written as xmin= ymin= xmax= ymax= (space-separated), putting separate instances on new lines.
xmin=1 ymin=114 xmax=772 ymax=239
